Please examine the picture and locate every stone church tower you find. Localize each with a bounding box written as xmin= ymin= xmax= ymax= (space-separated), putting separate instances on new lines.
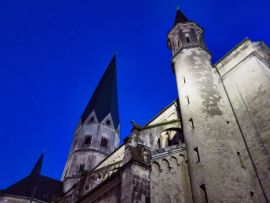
xmin=2 ymin=8 xmax=269 ymax=203
xmin=167 ymin=10 xmax=268 ymax=202
xmin=61 ymin=56 xmax=120 ymax=192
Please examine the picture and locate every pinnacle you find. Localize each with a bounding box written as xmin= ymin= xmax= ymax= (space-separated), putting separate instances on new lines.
xmin=174 ymin=8 xmax=189 ymax=25
xmin=29 ymin=153 xmax=44 ymax=176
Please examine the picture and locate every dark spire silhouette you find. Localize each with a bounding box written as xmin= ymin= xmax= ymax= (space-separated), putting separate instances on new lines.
xmin=0 ymin=153 xmax=63 ymax=202
xmin=29 ymin=153 xmax=44 ymax=176
xmin=174 ymin=9 xmax=189 ymax=25
xmin=81 ymin=55 xmax=119 ymax=128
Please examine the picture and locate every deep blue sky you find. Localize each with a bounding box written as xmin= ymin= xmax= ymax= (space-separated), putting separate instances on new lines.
xmin=0 ymin=0 xmax=269 ymax=188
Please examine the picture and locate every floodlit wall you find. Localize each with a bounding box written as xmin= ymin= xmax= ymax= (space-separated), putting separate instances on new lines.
xmin=216 ymin=40 xmax=270 ymax=200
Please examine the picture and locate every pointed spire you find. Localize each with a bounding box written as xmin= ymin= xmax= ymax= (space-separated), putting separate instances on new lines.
xmin=174 ymin=8 xmax=189 ymax=25
xmin=81 ymin=55 xmax=119 ymax=128
xmin=29 ymin=153 xmax=44 ymax=176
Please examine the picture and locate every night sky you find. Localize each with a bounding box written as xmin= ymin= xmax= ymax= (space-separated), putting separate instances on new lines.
xmin=0 ymin=0 xmax=269 ymax=188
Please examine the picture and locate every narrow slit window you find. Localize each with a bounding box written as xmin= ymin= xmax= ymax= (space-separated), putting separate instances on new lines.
xmin=186 ymin=36 xmax=191 ymax=43
xmin=194 ymin=147 xmax=200 ymax=162
xmin=79 ymin=164 xmax=85 ymax=173
xmin=84 ymin=136 xmax=92 ymax=145
xmin=157 ymin=138 xmax=161 ymax=148
xmin=237 ymin=151 xmax=245 ymax=169
xmin=101 ymin=137 xmax=108 ymax=148
xmin=188 ymin=118 xmax=194 ymax=130
xmin=250 ymin=191 xmax=254 ymax=197
xmin=200 ymin=184 xmax=208 ymax=202
xmin=183 ymin=77 xmax=186 ymax=84
xmin=186 ymin=95 xmax=190 ymax=104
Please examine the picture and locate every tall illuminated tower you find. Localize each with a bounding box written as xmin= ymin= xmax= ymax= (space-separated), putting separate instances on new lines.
xmin=62 ymin=56 xmax=120 ymax=192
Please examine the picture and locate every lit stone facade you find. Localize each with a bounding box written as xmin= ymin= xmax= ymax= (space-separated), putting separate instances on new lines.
xmin=215 ymin=39 xmax=270 ymax=201
xmin=61 ymin=112 xmax=120 ymax=192
xmin=1 ymin=9 xmax=270 ymax=203
xmin=60 ymin=11 xmax=270 ymax=203
xmin=167 ymin=17 xmax=267 ymax=201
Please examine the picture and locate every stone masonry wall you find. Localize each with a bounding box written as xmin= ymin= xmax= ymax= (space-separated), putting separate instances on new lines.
xmin=121 ymin=163 xmax=150 ymax=203
xmin=79 ymin=176 xmax=121 ymax=203
xmin=150 ymin=146 xmax=192 ymax=203
xmin=62 ymin=111 xmax=119 ymax=192
xmin=217 ymin=43 xmax=270 ymax=200
xmin=173 ymin=47 xmax=265 ymax=202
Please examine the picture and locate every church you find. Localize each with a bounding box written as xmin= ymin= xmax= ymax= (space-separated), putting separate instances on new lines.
xmin=1 ymin=8 xmax=270 ymax=203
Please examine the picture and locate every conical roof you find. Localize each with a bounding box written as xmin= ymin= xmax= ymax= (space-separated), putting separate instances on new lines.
xmin=0 ymin=154 xmax=63 ymax=202
xmin=81 ymin=55 xmax=119 ymax=128
xmin=174 ymin=9 xmax=189 ymax=25
xmin=29 ymin=153 xmax=44 ymax=176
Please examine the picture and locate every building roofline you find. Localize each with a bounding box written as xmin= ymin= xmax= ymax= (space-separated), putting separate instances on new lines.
xmin=145 ymin=99 xmax=178 ymax=126
xmin=214 ymin=38 xmax=250 ymax=66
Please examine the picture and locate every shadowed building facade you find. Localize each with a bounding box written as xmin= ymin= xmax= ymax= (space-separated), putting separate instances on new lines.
xmin=1 ymin=8 xmax=270 ymax=203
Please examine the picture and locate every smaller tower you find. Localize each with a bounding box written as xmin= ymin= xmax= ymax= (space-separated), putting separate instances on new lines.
xmin=0 ymin=153 xmax=63 ymax=202
xmin=61 ymin=56 xmax=120 ymax=192
xmin=168 ymin=9 xmax=266 ymax=202
xmin=167 ymin=9 xmax=207 ymax=59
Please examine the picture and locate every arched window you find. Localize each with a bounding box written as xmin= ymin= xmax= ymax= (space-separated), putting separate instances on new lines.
xmin=158 ymin=128 xmax=184 ymax=149
xmin=84 ymin=136 xmax=92 ymax=145
xmin=79 ymin=164 xmax=85 ymax=173
xmin=101 ymin=137 xmax=108 ymax=148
